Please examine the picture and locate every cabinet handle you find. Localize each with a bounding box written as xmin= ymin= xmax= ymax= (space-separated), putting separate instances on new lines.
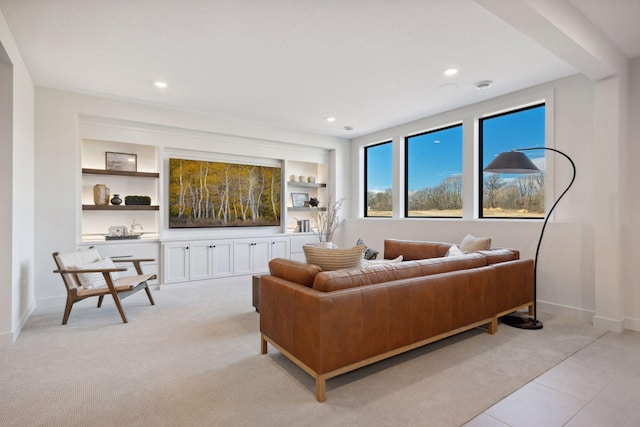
xmin=209 ymin=245 xmax=214 ymax=248
xmin=185 ymin=246 xmax=189 ymax=250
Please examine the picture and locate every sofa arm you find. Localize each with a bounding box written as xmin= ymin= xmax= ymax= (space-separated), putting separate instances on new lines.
xmin=491 ymin=259 xmax=534 ymax=315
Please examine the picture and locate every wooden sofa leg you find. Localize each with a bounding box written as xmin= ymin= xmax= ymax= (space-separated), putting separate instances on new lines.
xmin=316 ymin=376 xmax=326 ymax=402
xmin=488 ymin=317 xmax=498 ymax=334
xmin=261 ymin=335 xmax=268 ymax=354
xmin=528 ymin=304 xmax=534 ymax=317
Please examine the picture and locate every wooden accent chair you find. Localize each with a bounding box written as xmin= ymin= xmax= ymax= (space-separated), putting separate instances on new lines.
xmin=52 ymin=246 xmax=156 ymax=324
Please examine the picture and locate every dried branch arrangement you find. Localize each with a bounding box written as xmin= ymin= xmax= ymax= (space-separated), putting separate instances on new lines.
xmin=309 ymin=197 xmax=345 ymax=243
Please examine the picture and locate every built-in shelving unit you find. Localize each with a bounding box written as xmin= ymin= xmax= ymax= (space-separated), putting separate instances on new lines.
xmin=81 ymin=139 xmax=159 ymax=241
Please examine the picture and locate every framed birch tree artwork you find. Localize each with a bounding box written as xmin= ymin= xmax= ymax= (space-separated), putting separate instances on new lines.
xmin=168 ymin=158 xmax=281 ymax=228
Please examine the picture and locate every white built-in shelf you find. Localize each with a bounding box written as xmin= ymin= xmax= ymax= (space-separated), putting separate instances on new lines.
xmin=82 ymin=205 xmax=159 ymax=211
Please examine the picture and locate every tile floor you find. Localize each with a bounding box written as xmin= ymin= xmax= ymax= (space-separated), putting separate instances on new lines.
xmin=464 ymin=329 xmax=640 ymax=427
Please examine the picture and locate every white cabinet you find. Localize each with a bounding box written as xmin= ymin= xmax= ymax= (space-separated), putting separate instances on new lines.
xmin=163 ymin=242 xmax=190 ymax=283
xmin=163 ymin=239 xmax=234 ymax=283
xmin=234 ymin=238 xmax=270 ymax=275
xmin=233 ymin=237 xmax=290 ymax=275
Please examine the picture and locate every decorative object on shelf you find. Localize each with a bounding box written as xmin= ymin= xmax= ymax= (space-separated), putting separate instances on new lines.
xmin=308 ymin=197 xmax=319 ymax=207
xmin=105 ymin=224 xmax=143 ymax=240
xmin=106 ymin=151 xmax=137 ymax=172
xmin=107 ymin=225 xmax=128 ymax=237
xmin=484 ymin=147 xmax=576 ymax=330
xmin=124 ymin=195 xmax=151 ymax=205
xmin=296 ymin=219 xmax=310 ymax=232
xmin=110 ymin=194 xmax=122 ymax=205
xmin=298 ymin=175 xmax=306 ymax=182
xmin=307 ymin=176 xmax=316 ymax=183
xmin=93 ymin=184 xmax=110 ymax=205
xmin=310 ymin=197 xmax=345 ymax=243
xmin=288 ymin=174 xmax=296 ymax=182
xmin=291 ymin=192 xmax=309 ymax=208
xmin=129 ymin=218 xmax=143 ymax=235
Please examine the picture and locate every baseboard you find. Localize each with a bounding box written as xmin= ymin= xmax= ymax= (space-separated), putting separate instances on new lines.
xmin=623 ymin=317 xmax=640 ymax=332
xmin=0 ymin=300 xmax=35 ymax=347
xmin=592 ymin=315 xmax=624 ymax=332
xmin=537 ymin=300 xmax=594 ymax=324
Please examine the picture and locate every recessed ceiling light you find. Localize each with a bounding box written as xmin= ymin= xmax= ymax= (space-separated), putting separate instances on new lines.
xmin=476 ymin=80 xmax=493 ymax=90
xmin=444 ymin=68 xmax=458 ymax=76
xmin=326 ymin=117 xmax=336 ymax=122
xmin=154 ymin=81 xmax=168 ymax=89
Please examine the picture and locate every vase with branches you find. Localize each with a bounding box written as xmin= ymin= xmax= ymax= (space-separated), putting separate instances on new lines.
xmin=309 ymin=197 xmax=345 ymax=243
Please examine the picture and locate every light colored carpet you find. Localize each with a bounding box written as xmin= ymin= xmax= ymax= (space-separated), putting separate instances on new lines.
xmin=0 ymin=277 xmax=605 ymax=426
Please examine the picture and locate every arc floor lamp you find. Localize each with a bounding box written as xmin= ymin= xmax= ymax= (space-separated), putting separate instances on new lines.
xmin=484 ymin=147 xmax=576 ymax=330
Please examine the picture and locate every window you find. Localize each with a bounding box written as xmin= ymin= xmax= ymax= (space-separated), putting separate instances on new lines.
xmin=405 ymin=124 xmax=463 ymax=217
xmin=364 ymin=141 xmax=392 ymax=217
xmin=480 ymin=104 xmax=545 ymax=218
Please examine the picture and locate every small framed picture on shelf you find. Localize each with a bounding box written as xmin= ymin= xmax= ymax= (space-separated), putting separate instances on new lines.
xmin=107 ymin=225 xmax=128 ymax=237
xmin=106 ymin=151 xmax=137 ymax=172
xmin=291 ymin=192 xmax=309 ymax=208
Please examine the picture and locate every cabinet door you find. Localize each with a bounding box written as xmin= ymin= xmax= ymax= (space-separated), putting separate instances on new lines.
xmin=163 ymin=242 xmax=190 ymax=283
xmin=189 ymin=241 xmax=214 ymax=281
xmin=270 ymin=238 xmax=289 ymax=260
xmin=252 ymin=240 xmax=271 ymax=274
xmin=233 ymin=240 xmax=253 ymax=276
xmin=211 ymin=240 xmax=233 ymax=278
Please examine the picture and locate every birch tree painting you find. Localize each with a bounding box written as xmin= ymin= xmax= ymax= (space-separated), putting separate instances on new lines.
xmin=169 ymin=158 xmax=281 ymax=228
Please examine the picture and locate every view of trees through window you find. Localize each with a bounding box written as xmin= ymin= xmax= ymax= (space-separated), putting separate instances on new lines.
xmin=405 ymin=124 xmax=463 ymax=217
xmin=480 ymin=104 xmax=545 ymax=218
xmin=365 ymin=141 xmax=392 ymax=216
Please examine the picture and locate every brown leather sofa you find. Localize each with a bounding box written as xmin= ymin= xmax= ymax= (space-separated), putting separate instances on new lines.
xmin=259 ymin=239 xmax=534 ymax=402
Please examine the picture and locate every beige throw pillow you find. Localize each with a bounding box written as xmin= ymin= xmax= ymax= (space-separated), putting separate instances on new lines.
xmin=303 ymin=244 xmax=367 ymax=271
xmin=460 ymin=234 xmax=492 ymax=253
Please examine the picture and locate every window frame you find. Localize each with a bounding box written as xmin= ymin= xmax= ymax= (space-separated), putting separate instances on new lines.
xmin=364 ymin=140 xmax=393 ymax=218
xmin=404 ymin=123 xmax=463 ymax=218
xmin=478 ymin=102 xmax=546 ymax=219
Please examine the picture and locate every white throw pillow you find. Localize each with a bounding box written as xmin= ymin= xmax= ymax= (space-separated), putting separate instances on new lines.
xmin=362 ymin=255 xmax=403 ymax=266
xmin=74 ymin=258 xmax=121 ymax=289
xmin=303 ymin=245 xmax=366 ymax=271
xmin=445 ymin=245 xmax=464 ymax=257
xmin=459 ymin=234 xmax=492 ymax=253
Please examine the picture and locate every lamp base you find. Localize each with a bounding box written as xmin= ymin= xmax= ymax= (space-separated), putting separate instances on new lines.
xmin=500 ymin=314 xmax=543 ymax=330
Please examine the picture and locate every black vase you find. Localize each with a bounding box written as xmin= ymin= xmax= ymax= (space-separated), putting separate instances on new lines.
xmin=110 ymin=194 xmax=122 ymax=205
xmin=309 ymin=198 xmax=319 ymax=207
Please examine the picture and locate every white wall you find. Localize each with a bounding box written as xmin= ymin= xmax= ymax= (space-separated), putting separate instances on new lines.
xmin=34 ymin=87 xmax=350 ymax=302
xmin=347 ymin=74 xmax=600 ymax=324
xmin=0 ymin=10 xmax=35 ymax=346
xmin=625 ymin=56 xmax=640 ymax=329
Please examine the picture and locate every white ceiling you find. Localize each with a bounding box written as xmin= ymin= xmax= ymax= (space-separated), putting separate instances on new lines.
xmin=0 ymin=0 xmax=637 ymax=139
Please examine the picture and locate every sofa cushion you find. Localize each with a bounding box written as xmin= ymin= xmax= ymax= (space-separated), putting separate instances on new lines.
xmin=445 ymin=245 xmax=463 ymax=257
xmin=268 ymin=258 xmax=321 ymax=287
xmin=362 ymin=255 xmax=403 ymax=267
xmin=384 ymin=239 xmax=453 ymax=260
xmin=312 ymin=252 xmax=487 ymax=292
xmin=460 ymin=234 xmax=492 ymax=253
xmin=72 ymin=258 xmax=121 ymax=289
xmin=303 ymin=245 xmax=366 ymax=271
xmin=477 ymin=248 xmax=519 ymax=264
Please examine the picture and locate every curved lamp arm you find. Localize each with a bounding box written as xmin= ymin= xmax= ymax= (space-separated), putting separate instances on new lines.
xmin=517 ymin=147 xmax=576 ymax=324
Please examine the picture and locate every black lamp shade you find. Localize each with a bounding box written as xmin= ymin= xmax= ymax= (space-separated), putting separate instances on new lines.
xmin=484 ymin=151 xmax=540 ymax=174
